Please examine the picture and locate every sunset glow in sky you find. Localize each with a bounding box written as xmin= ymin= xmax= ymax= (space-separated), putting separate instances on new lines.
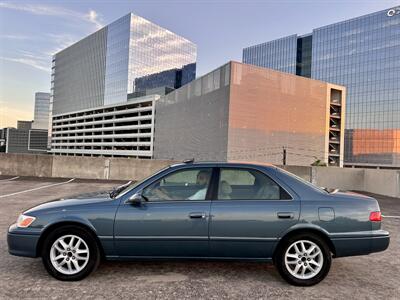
xmin=0 ymin=0 xmax=398 ymax=128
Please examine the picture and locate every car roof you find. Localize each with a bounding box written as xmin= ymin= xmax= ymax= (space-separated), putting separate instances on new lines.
xmin=169 ymin=161 xmax=277 ymax=170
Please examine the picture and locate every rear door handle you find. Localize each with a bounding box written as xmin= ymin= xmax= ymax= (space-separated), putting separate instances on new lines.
xmin=277 ymin=212 xmax=294 ymax=219
xmin=189 ymin=212 xmax=207 ymax=219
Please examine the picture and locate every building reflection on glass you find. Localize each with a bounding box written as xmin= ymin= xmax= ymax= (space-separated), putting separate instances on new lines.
xmin=103 ymin=13 xmax=197 ymax=105
xmin=243 ymin=7 xmax=400 ymax=167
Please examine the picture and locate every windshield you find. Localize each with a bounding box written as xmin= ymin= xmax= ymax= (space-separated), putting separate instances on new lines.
xmin=276 ymin=167 xmax=328 ymax=194
xmin=113 ymin=166 xmax=170 ymax=198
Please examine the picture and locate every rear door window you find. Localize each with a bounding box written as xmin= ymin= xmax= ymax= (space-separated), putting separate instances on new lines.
xmin=217 ymin=168 xmax=291 ymax=200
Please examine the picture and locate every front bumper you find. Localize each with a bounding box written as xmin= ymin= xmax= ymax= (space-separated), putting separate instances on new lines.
xmin=332 ymin=230 xmax=390 ymax=257
xmin=7 ymin=224 xmax=40 ymax=258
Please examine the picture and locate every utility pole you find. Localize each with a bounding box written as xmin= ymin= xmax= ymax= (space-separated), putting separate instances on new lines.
xmin=282 ymin=147 xmax=287 ymax=166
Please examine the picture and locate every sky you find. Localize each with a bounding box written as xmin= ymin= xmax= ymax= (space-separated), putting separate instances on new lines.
xmin=0 ymin=0 xmax=399 ymax=128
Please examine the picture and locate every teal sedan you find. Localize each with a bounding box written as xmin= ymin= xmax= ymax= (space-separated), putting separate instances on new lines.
xmin=7 ymin=162 xmax=390 ymax=286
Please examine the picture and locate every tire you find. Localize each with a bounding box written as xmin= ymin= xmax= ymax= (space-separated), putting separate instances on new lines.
xmin=41 ymin=225 xmax=101 ymax=281
xmin=275 ymin=233 xmax=332 ymax=286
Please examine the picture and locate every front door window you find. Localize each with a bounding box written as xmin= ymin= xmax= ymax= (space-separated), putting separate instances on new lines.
xmin=142 ymin=168 xmax=213 ymax=201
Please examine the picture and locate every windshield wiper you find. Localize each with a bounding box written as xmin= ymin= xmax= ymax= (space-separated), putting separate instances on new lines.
xmin=109 ymin=181 xmax=132 ymax=198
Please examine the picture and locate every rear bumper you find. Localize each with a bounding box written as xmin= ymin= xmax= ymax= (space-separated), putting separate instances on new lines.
xmin=331 ymin=230 xmax=390 ymax=257
xmin=7 ymin=224 xmax=40 ymax=258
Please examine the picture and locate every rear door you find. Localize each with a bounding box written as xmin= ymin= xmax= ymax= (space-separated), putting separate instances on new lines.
xmin=209 ymin=166 xmax=300 ymax=259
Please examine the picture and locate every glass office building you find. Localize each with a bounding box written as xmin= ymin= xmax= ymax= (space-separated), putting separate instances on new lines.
xmin=243 ymin=35 xmax=297 ymax=74
xmin=49 ymin=13 xmax=196 ymax=157
xmin=52 ymin=13 xmax=197 ymax=114
xmin=243 ymin=7 xmax=400 ymax=167
xmin=32 ymin=92 xmax=50 ymax=130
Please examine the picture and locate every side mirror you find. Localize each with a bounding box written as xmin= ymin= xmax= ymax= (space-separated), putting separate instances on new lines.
xmin=126 ymin=192 xmax=145 ymax=205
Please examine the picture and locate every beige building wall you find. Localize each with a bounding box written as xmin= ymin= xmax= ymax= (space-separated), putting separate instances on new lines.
xmin=227 ymin=62 xmax=345 ymax=166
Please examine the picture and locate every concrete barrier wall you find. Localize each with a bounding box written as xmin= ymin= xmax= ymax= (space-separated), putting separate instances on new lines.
xmin=52 ymin=156 xmax=108 ymax=180
xmin=0 ymin=154 xmax=399 ymax=198
xmin=0 ymin=153 xmax=53 ymax=177
xmin=108 ymin=158 xmax=175 ymax=181
xmin=364 ymin=169 xmax=400 ymax=198
xmin=280 ymin=165 xmax=312 ymax=182
xmin=311 ymin=167 xmax=364 ymax=191
xmin=51 ymin=156 xmax=175 ymax=181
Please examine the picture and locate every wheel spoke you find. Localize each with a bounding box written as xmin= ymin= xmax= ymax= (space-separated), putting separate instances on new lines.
xmin=294 ymin=263 xmax=301 ymax=274
xmin=293 ymin=244 xmax=301 ymax=255
xmin=72 ymin=259 xmax=80 ymax=270
xmin=76 ymin=249 xmax=89 ymax=254
xmin=300 ymin=241 xmax=306 ymax=253
xmin=66 ymin=260 xmax=72 ymax=272
xmin=75 ymin=239 xmax=81 ymax=249
xmin=309 ymin=259 xmax=320 ymax=267
xmin=310 ymin=251 xmax=321 ymax=259
xmin=59 ymin=239 xmax=68 ymax=250
xmin=59 ymin=259 xmax=67 ymax=267
xmin=53 ymin=254 xmax=64 ymax=261
xmin=286 ymin=253 xmax=298 ymax=259
xmin=307 ymin=245 xmax=316 ymax=254
xmin=301 ymin=265 xmax=306 ymax=276
xmin=69 ymin=236 xmax=75 ymax=247
xmin=54 ymin=244 xmax=64 ymax=253
xmin=307 ymin=264 xmax=316 ymax=273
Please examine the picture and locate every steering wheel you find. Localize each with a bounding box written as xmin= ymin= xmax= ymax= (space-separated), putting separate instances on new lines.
xmin=149 ymin=186 xmax=170 ymax=200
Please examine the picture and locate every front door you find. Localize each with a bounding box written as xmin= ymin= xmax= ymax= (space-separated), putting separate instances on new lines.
xmin=209 ymin=167 xmax=300 ymax=259
xmin=114 ymin=167 xmax=214 ymax=257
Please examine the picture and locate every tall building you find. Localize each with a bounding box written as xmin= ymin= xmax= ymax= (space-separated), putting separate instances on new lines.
xmin=33 ymin=92 xmax=50 ymax=130
xmin=154 ymin=62 xmax=346 ymax=167
xmin=17 ymin=120 xmax=32 ymax=131
xmin=51 ymin=13 xmax=196 ymax=115
xmin=50 ymin=13 xmax=197 ymax=157
xmin=1 ymin=120 xmax=48 ymax=154
xmin=243 ymin=6 xmax=400 ymax=168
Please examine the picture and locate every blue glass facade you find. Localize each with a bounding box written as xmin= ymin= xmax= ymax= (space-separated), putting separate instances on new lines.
xmin=53 ymin=13 xmax=197 ymax=112
xmin=243 ymin=7 xmax=400 ymax=167
xmin=104 ymin=14 xmax=131 ymax=105
xmin=128 ymin=14 xmax=197 ymax=96
xmin=243 ymin=35 xmax=297 ymax=74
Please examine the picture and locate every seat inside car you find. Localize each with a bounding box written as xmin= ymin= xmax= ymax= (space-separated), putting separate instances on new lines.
xmin=218 ymin=180 xmax=232 ymax=199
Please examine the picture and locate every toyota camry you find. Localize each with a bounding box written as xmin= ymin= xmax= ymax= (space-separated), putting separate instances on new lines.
xmin=7 ymin=162 xmax=390 ymax=286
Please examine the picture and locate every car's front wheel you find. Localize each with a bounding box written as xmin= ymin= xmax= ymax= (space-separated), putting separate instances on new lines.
xmin=41 ymin=225 xmax=100 ymax=281
xmin=275 ymin=233 xmax=331 ymax=286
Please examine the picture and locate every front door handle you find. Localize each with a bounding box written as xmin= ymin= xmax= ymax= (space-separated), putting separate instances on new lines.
xmin=189 ymin=212 xmax=207 ymax=219
xmin=277 ymin=212 xmax=294 ymax=219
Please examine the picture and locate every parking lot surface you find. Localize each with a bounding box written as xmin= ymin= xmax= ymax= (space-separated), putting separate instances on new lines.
xmin=0 ymin=177 xmax=399 ymax=299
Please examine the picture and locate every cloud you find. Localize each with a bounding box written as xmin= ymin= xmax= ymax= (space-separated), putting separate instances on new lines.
xmin=44 ymin=33 xmax=80 ymax=55
xmin=0 ymin=34 xmax=33 ymax=40
xmin=0 ymin=3 xmax=105 ymax=72
xmin=0 ymin=55 xmax=50 ymax=73
xmin=86 ymin=10 xmax=103 ymax=30
xmin=0 ymin=2 xmax=104 ymax=29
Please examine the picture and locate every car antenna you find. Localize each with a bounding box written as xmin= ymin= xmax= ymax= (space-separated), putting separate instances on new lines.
xmin=183 ymin=158 xmax=195 ymax=164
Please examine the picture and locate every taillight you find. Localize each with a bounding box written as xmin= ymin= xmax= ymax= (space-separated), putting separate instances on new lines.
xmin=369 ymin=211 xmax=382 ymax=222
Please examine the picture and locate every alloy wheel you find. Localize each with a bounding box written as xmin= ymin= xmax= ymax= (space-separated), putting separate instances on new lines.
xmin=284 ymin=240 xmax=324 ymax=280
xmin=49 ymin=234 xmax=90 ymax=275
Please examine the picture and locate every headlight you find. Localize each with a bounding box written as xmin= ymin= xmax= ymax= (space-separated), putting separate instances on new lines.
xmin=17 ymin=214 xmax=36 ymax=228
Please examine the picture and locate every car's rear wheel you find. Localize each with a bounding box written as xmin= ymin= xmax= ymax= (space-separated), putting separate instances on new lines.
xmin=42 ymin=225 xmax=100 ymax=281
xmin=275 ymin=233 xmax=331 ymax=286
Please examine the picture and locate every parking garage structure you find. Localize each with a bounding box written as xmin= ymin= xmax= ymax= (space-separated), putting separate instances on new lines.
xmin=50 ymin=95 xmax=158 ymax=157
xmin=154 ymin=61 xmax=346 ymax=167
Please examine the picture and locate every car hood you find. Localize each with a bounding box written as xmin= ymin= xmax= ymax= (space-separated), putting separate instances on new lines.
xmin=24 ymin=196 xmax=116 ymax=214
